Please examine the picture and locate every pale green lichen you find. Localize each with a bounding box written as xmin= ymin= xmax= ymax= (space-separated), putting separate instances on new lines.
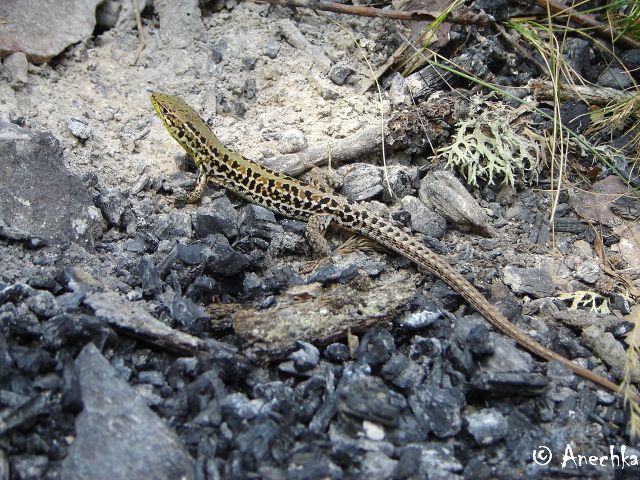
xmin=438 ymin=95 xmax=541 ymax=187
xmin=557 ymin=290 xmax=611 ymax=314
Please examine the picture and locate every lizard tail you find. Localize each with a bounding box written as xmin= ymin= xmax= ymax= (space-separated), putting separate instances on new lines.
xmin=338 ymin=205 xmax=623 ymax=397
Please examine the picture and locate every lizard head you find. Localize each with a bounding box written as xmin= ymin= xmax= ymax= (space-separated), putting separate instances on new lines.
xmin=150 ymin=92 xmax=215 ymax=165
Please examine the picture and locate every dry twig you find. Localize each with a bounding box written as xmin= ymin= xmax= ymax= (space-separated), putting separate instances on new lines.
xmin=253 ymin=0 xmax=492 ymax=25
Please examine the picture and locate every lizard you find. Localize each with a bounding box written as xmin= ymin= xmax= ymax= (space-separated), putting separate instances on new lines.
xmin=150 ymin=91 xmax=625 ymax=398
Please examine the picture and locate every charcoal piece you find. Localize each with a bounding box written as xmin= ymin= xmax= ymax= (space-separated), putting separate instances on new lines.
xmin=290 ymin=341 xmax=320 ymax=372
xmin=41 ymin=313 xmax=111 ymax=350
xmin=193 ymin=196 xmax=239 ymax=240
xmin=26 ymin=290 xmax=59 ymax=318
xmin=381 ymin=354 xmax=425 ymax=390
xmin=139 ymin=257 xmax=161 ymax=297
xmin=356 ymin=327 xmax=396 ymax=369
xmin=338 ymin=375 xmax=405 ymax=427
xmin=408 ymin=384 xmax=464 ymax=438
xmin=202 ymin=234 xmax=250 ymax=276
xmin=464 ymin=408 xmax=508 ymax=445
xmin=60 ymin=344 xmax=195 ymax=480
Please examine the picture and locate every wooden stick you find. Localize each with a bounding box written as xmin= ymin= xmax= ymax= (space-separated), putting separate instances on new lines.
xmin=252 ymin=0 xmax=492 ymax=25
xmin=537 ymin=0 xmax=640 ymax=50
xmin=131 ymin=0 xmax=145 ymax=65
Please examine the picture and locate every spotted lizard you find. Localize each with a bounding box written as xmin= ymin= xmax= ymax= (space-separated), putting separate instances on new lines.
xmin=150 ymin=92 xmax=624 ymax=397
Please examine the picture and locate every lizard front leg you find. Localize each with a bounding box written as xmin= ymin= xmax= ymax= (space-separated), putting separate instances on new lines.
xmin=185 ymin=166 xmax=209 ymax=204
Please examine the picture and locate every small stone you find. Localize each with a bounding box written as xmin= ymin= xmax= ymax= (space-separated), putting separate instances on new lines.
xmin=503 ymin=266 xmax=555 ymax=298
xmin=324 ymin=343 xmax=350 ymax=362
xmin=3 ymin=52 xmax=28 ymax=88
xmin=395 ymin=305 xmax=442 ymax=330
xmin=94 ymin=189 xmax=128 ymax=227
xmin=26 ymin=290 xmax=59 ymax=318
xmin=381 ymin=353 xmax=425 ymax=390
xmin=193 ymin=195 xmax=239 ymax=240
xmin=264 ymin=40 xmax=281 ymax=59
xmin=398 ymin=196 xmax=446 ymax=239
xmin=177 ymin=242 xmax=204 ymax=265
xmin=338 ymin=375 xmax=405 ymax=427
xmin=243 ymin=77 xmax=256 ymax=99
xmin=598 ymin=66 xmax=632 ymax=89
xmin=328 ymin=63 xmax=354 ymax=85
xmin=139 ymin=257 xmax=161 ymax=297
xmin=202 ymin=234 xmax=250 ymax=276
xmin=10 ymin=455 xmax=49 ymax=480
xmin=356 ymin=327 xmax=395 ymax=368
xmin=290 ymin=341 xmax=320 ymax=371
xmin=419 ymin=170 xmax=492 ymax=235
xmin=170 ymin=295 xmax=209 ymax=335
xmin=408 ymin=384 xmax=463 ymax=438
xmin=66 ymin=117 xmax=92 ymax=142
xmin=464 ymin=408 xmax=508 ymax=445
xmin=381 ymin=165 xmax=418 ymax=202
xmin=238 ymin=204 xmax=277 ymax=238
xmin=278 ymin=129 xmax=307 ymax=154
xmin=388 ymin=72 xmax=409 ymax=106
xmin=185 ymin=276 xmax=218 ymax=303
xmin=339 ymin=163 xmax=383 ymax=201
xmin=307 ymin=261 xmax=358 ymax=284
xmin=574 ymin=258 xmax=600 ymax=284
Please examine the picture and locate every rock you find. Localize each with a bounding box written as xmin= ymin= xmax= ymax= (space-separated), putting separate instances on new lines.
xmin=398 ymin=196 xmax=446 ymax=239
xmin=598 ymin=66 xmax=632 ymax=89
xmin=361 ymin=451 xmax=397 ymax=478
xmin=419 ymin=170 xmax=492 ymax=235
xmin=464 ymin=408 xmax=508 ymax=445
xmin=574 ymin=258 xmax=600 ymax=284
xmin=154 ymin=0 xmax=206 ymax=50
xmin=170 ymin=295 xmax=209 ymax=334
xmin=139 ymin=257 xmax=161 ymax=297
xmin=3 ymin=52 xmax=28 ymax=88
xmin=324 ymin=343 xmax=350 ymax=362
xmin=10 ymin=455 xmax=48 ymax=480
xmin=94 ymin=189 xmax=128 ymax=227
xmin=307 ymin=261 xmax=358 ymax=284
xmin=562 ymin=38 xmax=594 ymax=80
xmin=0 ymin=120 xmax=103 ymax=247
xmin=185 ymin=276 xmax=218 ymax=303
xmin=339 ymin=163 xmax=383 ymax=201
xmin=278 ymin=129 xmax=307 ymax=154
xmin=26 ymin=290 xmax=59 ymax=318
xmin=193 ymin=195 xmax=239 ymax=240
xmin=0 ymin=0 xmax=103 ymax=64
xmin=66 ymin=117 xmax=92 ymax=142
xmin=560 ymin=101 xmax=590 ymax=133
xmin=238 ymin=204 xmax=278 ymax=240
xmin=61 ymin=343 xmax=196 ymax=480
xmin=264 ymin=39 xmax=281 ymax=59
xmin=356 ymin=327 xmax=396 ymax=368
xmin=202 ymin=234 xmax=250 ymax=276
xmin=381 ymin=353 xmax=425 ymax=390
xmin=471 ymin=371 xmax=549 ymax=395
xmin=177 ymin=242 xmax=204 ymax=265
xmin=95 ymin=0 xmax=122 ymax=28
xmin=328 ymin=63 xmax=354 ymax=85
xmin=388 ymin=72 xmax=410 ymax=106
xmin=290 ymin=341 xmax=320 ymax=372
xmin=408 ymin=384 xmax=464 ymax=438
xmin=338 ymin=375 xmax=406 ymax=427
xmin=381 ymin=165 xmax=418 ymax=202
xmin=150 ymin=212 xmax=193 ymax=240
xmin=503 ymin=266 xmax=555 ymax=298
